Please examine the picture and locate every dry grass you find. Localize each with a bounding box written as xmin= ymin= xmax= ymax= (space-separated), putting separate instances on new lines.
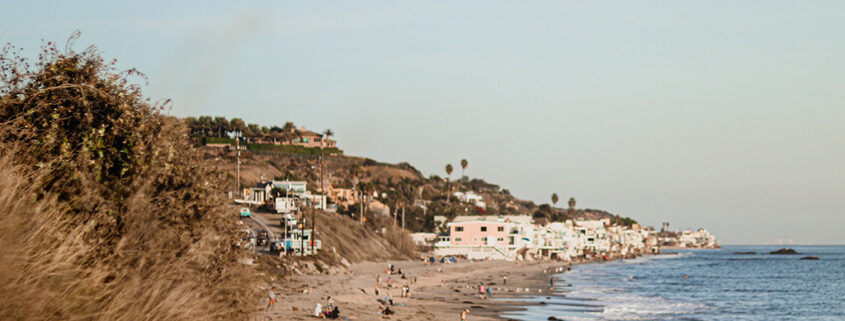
xmin=0 ymin=41 xmax=257 ymax=320
xmin=312 ymin=210 xmax=416 ymax=264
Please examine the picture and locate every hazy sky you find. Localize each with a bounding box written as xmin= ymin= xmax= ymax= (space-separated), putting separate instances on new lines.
xmin=3 ymin=1 xmax=844 ymax=245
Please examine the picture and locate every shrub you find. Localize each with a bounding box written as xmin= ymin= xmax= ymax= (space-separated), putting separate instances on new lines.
xmin=0 ymin=40 xmax=256 ymax=320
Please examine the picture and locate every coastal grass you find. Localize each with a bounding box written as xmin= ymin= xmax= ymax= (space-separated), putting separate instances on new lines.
xmin=0 ymin=40 xmax=257 ymax=320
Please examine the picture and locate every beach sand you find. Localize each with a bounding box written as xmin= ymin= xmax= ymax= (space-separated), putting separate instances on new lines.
xmin=264 ymin=259 xmax=572 ymax=321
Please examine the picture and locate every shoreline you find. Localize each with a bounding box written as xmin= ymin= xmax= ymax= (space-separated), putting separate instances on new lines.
xmin=265 ymin=257 xmax=605 ymax=321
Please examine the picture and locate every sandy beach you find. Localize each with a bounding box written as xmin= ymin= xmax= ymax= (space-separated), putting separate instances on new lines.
xmin=263 ymin=259 xmax=573 ymax=321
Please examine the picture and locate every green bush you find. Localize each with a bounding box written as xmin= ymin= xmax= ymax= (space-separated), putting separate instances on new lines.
xmin=199 ymin=137 xmax=343 ymax=155
xmin=204 ymin=137 xmax=236 ymax=145
xmin=245 ymin=142 xmax=342 ymax=155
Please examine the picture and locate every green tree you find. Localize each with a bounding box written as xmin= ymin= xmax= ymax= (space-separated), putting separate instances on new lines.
xmin=322 ymin=128 xmax=334 ymax=148
xmin=445 ymin=163 xmax=453 ymax=201
xmin=246 ymin=123 xmax=260 ymax=140
xmin=183 ymin=116 xmax=199 ymax=137
xmin=213 ymin=116 xmax=229 ymax=138
xmin=460 ymin=158 xmax=468 ymax=178
xmin=229 ymin=118 xmax=246 ymax=137
xmin=568 ymin=197 xmax=576 ymax=217
xmin=198 ymin=115 xmax=213 ymax=137
xmin=551 ymin=193 xmax=559 ymax=207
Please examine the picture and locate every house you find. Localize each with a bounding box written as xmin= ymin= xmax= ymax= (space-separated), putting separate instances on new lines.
xmin=453 ymin=191 xmax=486 ymax=209
xmin=410 ymin=233 xmax=438 ymax=247
xmin=327 ymin=187 xmax=356 ymax=207
xmin=290 ymin=126 xmax=337 ymax=149
xmin=272 ymin=181 xmax=307 ymax=195
xmin=434 ymin=215 xmax=535 ymax=260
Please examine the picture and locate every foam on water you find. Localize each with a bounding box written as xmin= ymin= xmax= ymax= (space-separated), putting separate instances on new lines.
xmin=500 ymin=246 xmax=845 ymax=321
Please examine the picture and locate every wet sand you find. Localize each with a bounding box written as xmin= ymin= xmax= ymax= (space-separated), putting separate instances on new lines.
xmin=263 ymin=259 xmax=572 ymax=321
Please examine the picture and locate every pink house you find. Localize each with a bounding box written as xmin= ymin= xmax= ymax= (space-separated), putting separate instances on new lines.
xmin=449 ymin=221 xmax=510 ymax=247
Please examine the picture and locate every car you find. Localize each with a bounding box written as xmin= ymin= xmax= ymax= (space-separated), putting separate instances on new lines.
xmin=239 ymin=208 xmax=251 ymax=217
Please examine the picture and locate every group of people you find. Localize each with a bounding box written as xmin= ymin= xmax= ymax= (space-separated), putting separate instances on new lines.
xmin=314 ymin=296 xmax=341 ymax=319
xmin=477 ymin=283 xmax=492 ymax=299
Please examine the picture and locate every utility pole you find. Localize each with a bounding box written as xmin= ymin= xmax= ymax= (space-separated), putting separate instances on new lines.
xmin=236 ymin=134 xmax=241 ymax=194
xmin=313 ymin=153 xmax=323 ymax=256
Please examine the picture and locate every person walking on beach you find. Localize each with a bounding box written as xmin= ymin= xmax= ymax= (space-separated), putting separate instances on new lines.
xmin=387 ymin=277 xmax=393 ymax=288
xmin=460 ymin=308 xmax=469 ymax=321
xmin=549 ymin=277 xmax=555 ymax=290
xmin=503 ymin=275 xmax=508 ymax=285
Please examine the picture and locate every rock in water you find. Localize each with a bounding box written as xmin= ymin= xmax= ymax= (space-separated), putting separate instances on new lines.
xmin=734 ymin=251 xmax=756 ymax=255
xmin=769 ymin=248 xmax=799 ymax=255
xmin=801 ymin=256 xmax=820 ymax=260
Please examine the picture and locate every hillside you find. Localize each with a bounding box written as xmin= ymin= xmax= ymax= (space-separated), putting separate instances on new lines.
xmin=201 ymin=145 xmax=636 ymax=233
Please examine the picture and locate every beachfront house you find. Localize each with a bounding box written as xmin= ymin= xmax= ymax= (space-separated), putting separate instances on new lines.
xmin=435 ymin=215 xmax=535 ymax=261
xmin=574 ymin=219 xmax=611 ymax=255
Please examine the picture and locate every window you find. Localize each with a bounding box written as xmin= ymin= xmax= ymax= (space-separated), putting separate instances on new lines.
xmin=497 ymin=237 xmax=504 ymax=242
xmin=481 ymin=226 xmax=487 ymax=232
xmin=497 ymin=226 xmax=504 ymax=232
xmin=455 ymin=226 xmax=464 ymax=232
xmin=481 ymin=237 xmax=487 ymax=242
xmin=455 ymin=238 xmax=462 ymax=242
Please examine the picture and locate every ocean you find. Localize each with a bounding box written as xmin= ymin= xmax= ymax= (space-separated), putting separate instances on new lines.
xmin=500 ymin=245 xmax=845 ymax=321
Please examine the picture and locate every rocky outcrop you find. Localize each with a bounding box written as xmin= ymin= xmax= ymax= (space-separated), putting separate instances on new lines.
xmin=800 ymin=256 xmax=820 ymax=260
xmin=769 ymin=248 xmax=799 ymax=255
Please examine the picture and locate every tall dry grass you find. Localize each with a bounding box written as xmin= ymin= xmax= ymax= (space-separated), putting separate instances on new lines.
xmin=0 ymin=40 xmax=257 ymax=320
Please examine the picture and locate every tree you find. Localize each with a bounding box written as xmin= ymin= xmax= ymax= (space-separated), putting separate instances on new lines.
xmin=568 ymin=197 xmax=576 ymax=218
xmin=322 ymin=128 xmax=334 ymax=148
xmin=213 ymin=116 xmax=229 ymax=138
xmin=551 ymin=193 xmax=559 ymax=207
xmin=198 ymin=115 xmax=213 ymax=137
xmin=246 ymin=123 xmax=260 ymax=140
xmin=183 ymin=117 xmax=200 ymax=137
xmin=445 ymin=163 xmax=453 ymax=201
xmin=229 ymin=118 xmax=246 ymax=138
xmin=460 ymin=158 xmax=468 ymax=177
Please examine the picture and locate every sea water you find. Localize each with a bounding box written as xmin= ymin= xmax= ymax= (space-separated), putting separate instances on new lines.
xmin=500 ymin=245 xmax=845 ymax=320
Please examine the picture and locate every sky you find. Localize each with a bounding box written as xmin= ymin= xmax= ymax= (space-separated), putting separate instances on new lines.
xmin=3 ymin=1 xmax=844 ymax=245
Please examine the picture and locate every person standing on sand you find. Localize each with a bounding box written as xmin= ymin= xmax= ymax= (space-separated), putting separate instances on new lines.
xmin=503 ymin=275 xmax=508 ymax=285
xmin=267 ymin=287 xmax=277 ymax=310
xmin=549 ymin=277 xmax=555 ymax=290
xmin=460 ymin=308 xmax=469 ymax=321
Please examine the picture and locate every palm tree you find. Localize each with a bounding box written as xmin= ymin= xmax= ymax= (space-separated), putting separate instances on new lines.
xmin=568 ymin=197 xmax=576 ymax=217
xmin=445 ymin=163 xmax=453 ymax=201
xmin=551 ymin=193 xmax=559 ymax=207
xmin=229 ymin=118 xmax=246 ymax=138
xmin=322 ymin=128 xmax=334 ymax=148
xmin=213 ymin=116 xmax=229 ymax=138
xmin=198 ymin=115 xmax=213 ymax=137
xmin=460 ymin=159 xmax=468 ymax=178
xmin=246 ymin=123 xmax=260 ymax=141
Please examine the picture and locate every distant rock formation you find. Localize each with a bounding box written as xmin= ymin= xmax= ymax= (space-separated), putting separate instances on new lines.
xmin=734 ymin=251 xmax=756 ymax=255
xmin=769 ymin=248 xmax=799 ymax=255
xmin=800 ymin=256 xmax=820 ymax=260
